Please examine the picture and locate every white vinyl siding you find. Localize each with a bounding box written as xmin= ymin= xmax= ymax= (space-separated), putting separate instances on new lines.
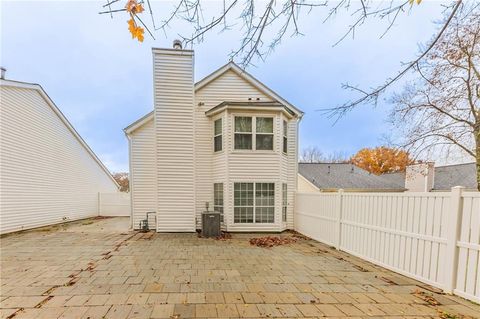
xmin=129 ymin=64 xmax=299 ymax=232
xmin=153 ymin=49 xmax=195 ymax=232
xmin=0 ymin=84 xmax=118 ymax=235
xmin=129 ymin=119 xmax=156 ymax=229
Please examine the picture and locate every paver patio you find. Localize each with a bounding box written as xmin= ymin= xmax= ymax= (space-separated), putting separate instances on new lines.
xmin=1 ymin=217 xmax=479 ymax=319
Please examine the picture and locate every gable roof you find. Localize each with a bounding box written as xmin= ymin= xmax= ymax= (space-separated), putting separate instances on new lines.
xmin=298 ymin=163 xmax=406 ymax=191
xmin=124 ymin=61 xmax=303 ymax=134
xmin=1 ymin=79 xmax=120 ymax=188
xmin=432 ymin=162 xmax=477 ymax=190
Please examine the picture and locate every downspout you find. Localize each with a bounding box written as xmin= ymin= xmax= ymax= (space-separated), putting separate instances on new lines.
xmin=125 ymin=132 xmax=134 ymax=230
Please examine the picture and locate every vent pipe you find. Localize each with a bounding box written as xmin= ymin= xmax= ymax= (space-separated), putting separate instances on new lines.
xmin=0 ymin=67 xmax=6 ymax=79
xmin=173 ymin=39 xmax=182 ymax=50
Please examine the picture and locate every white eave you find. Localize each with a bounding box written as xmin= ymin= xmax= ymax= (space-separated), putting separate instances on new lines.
xmin=205 ymin=101 xmax=296 ymax=119
xmin=124 ymin=111 xmax=154 ymax=135
xmin=0 ymin=79 xmax=120 ymax=189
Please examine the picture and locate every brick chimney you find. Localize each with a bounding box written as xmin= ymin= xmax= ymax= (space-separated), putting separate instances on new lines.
xmin=405 ymin=162 xmax=435 ymax=192
xmin=153 ymin=41 xmax=195 ymax=231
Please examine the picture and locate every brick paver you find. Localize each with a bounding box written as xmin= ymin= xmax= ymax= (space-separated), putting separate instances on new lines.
xmin=1 ymin=217 xmax=479 ymax=318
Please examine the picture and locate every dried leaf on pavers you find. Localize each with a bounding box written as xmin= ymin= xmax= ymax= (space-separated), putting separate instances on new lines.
xmin=249 ymin=236 xmax=297 ymax=247
xmin=412 ymin=288 xmax=441 ymax=306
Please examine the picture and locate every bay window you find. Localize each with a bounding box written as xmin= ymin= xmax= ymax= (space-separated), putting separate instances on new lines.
xmin=234 ymin=116 xmax=274 ymax=151
xmin=214 ymin=118 xmax=222 ymax=152
xmin=234 ymin=182 xmax=274 ymax=223
xmin=214 ymin=183 xmax=224 ymax=222
xmin=234 ymin=117 xmax=252 ymax=150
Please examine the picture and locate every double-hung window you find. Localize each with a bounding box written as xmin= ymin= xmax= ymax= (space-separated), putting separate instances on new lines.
xmin=256 ymin=117 xmax=274 ymax=150
xmin=214 ymin=118 xmax=222 ymax=152
xmin=283 ymin=120 xmax=288 ymax=154
xmin=213 ymin=183 xmax=224 ymax=222
xmin=234 ymin=117 xmax=253 ymax=150
xmin=234 ymin=116 xmax=274 ymax=151
xmin=234 ymin=182 xmax=274 ymax=223
xmin=282 ymin=183 xmax=287 ymax=222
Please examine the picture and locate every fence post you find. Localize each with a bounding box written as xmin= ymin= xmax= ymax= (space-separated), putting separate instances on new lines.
xmin=444 ymin=186 xmax=464 ymax=294
xmin=335 ymin=189 xmax=344 ymax=250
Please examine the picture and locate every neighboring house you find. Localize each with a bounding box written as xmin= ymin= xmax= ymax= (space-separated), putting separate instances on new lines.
xmin=0 ymin=71 xmax=119 ymax=234
xmin=298 ymin=163 xmax=406 ymax=192
xmin=398 ymin=162 xmax=477 ymax=192
xmin=125 ymin=44 xmax=303 ymax=232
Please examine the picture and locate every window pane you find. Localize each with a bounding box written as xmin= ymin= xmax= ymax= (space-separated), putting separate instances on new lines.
xmin=256 ymin=117 xmax=273 ymax=133
xmin=235 ymin=117 xmax=252 ymax=132
xmin=214 ymin=136 xmax=222 ymax=152
xmin=256 ymin=134 xmax=273 ymax=150
xmin=255 ymin=183 xmax=275 ymax=223
xmin=283 ymin=137 xmax=287 ymax=153
xmin=283 ymin=120 xmax=287 ymax=137
xmin=234 ymin=183 xmax=254 ymax=223
xmin=214 ymin=118 xmax=222 ymax=135
xmin=234 ymin=134 xmax=252 ymax=150
xmin=214 ymin=183 xmax=224 ymax=222
xmin=282 ymin=183 xmax=287 ymax=222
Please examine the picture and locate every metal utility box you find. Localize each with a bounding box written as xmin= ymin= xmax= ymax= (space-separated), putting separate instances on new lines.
xmin=201 ymin=212 xmax=221 ymax=237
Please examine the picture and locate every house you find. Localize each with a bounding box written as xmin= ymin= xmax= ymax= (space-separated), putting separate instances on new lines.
xmin=298 ymin=163 xmax=406 ymax=192
xmin=0 ymin=69 xmax=119 ymax=234
xmin=395 ymin=162 xmax=477 ymax=192
xmin=125 ymin=43 xmax=303 ymax=232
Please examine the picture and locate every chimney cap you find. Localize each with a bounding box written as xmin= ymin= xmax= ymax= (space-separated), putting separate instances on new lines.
xmin=0 ymin=67 xmax=6 ymax=79
xmin=173 ymin=39 xmax=182 ymax=50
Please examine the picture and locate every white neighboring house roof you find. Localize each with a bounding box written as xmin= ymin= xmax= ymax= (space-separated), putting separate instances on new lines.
xmin=124 ymin=61 xmax=303 ymax=134
xmin=1 ymin=79 xmax=120 ymax=189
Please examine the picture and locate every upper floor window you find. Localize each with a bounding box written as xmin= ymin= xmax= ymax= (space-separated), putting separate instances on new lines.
xmin=214 ymin=118 xmax=222 ymax=152
xmin=234 ymin=116 xmax=273 ymax=151
xmin=283 ymin=120 xmax=288 ymax=154
xmin=234 ymin=117 xmax=253 ymax=150
xmin=256 ymin=117 xmax=274 ymax=150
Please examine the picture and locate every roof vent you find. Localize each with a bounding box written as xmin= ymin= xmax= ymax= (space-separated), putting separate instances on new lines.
xmin=173 ymin=39 xmax=182 ymax=50
xmin=0 ymin=67 xmax=6 ymax=79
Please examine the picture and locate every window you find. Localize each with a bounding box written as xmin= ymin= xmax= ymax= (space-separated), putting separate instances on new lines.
xmin=234 ymin=116 xmax=274 ymax=151
xmin=234 ymin=182 xmax=274 ymax=223
xmin=283 ymin=120 xmax=288 ymax=154
xmin=234 ymin=117 xmax=252 ymax=150
xmin=234 ymin=183 xmax=254 ymax=223
xmin=256 ymin=117 xmax=274 ymax=150
xmin=214 ymin=119 xmax=222 ymax=152
xmin=214 ymin=183 xmax=224 ymax=222
xmin=282 ymin=183 xmax=287 ymax=222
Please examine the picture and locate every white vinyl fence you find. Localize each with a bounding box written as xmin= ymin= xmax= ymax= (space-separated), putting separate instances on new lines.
xmin=295 ymin=187 xmax=480 ymax=303
xmin=98 ymin=192 xmax=131 ymax=217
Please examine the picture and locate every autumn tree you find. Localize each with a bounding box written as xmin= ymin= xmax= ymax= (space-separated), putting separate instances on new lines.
xmin=113 ymin=172 xmax=130 ymax=192
xmin=389 ymin=4 xmax=480 ymax=190
xmin=350 ymin=146 xmax=415 ymax=175
xmin=300 ymin=146 xmax=348 ymax=163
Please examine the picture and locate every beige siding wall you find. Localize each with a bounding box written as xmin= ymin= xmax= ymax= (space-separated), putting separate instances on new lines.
xmin=297 ymin=174 xmax=319 ymax=193
xmin=0 ymin=85 xmax=118 ymax=234
xmin=153 ymin=49 xmax=196 ymax=232
xmin=129 ymin=66 xmax=300 ymax=232
xmin=195 ymin=70 xmax=274 ymax=230
xmin=129 ymin=119 xmax=156 ymax=229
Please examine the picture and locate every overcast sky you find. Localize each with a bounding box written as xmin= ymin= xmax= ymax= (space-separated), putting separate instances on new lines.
xmin=1 ymin=1 xmax=450 ymax=172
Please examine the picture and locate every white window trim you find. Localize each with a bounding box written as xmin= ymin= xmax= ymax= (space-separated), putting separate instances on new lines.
xmin=233 ymin=115 xmax=275 ymax=152
xmin=213 ymin=117 xmax=223 ymax=153
xmin=282 ymin=120 xmax=288 ymax=155
xmin=233 ymin=182 xmax=275 ymax=224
